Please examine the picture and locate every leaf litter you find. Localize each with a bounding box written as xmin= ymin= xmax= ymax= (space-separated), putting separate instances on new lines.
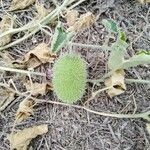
xmin=15 ymin=98 xmax=35 ymax=123
xmin=25 ymin=81 xmax=53 ymax=96
xmin=13 ymin=43 xmax=56 ymax=69
xmin=9 ymin=0 xmax=36 ymax=11
xmin=8 ymin=124 xmax=48 ymax=150
xmin=105 ymin=69 xmax=126 ymax=97
xmin=0 ymin=15 xmax=12 ymax=47
xmin=0 ymin=87 xmax=15 ymax=111
xmin=67 ymin=11 xmax=95 ymax=32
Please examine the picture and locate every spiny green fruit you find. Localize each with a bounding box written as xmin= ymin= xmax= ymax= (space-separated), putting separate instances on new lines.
xmin=52 ymin=53 xmax=87 ymax=103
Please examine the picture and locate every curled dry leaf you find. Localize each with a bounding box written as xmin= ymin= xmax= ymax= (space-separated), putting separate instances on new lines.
xmin=67 ymin=12 xmax=95 ymax=32
xmin=137 ymin=0 xmax=150 ymax=3
xmin=66 ymin=10 xmax=78 ymax=27
xmin=13 ymin=43 xmax=56 ymax=69
xmin=0 ymin=87 xmax=15 ymax=111
xmin=146 ymin=123 xmax=150 ymax=135
xmin=8 ymin=124 xmax=48 ymax=150
xmin=35 ymin=2 xmax=49 ymax=19
xmin=15 ymin=99 xmax=35 ymax=123
xmin=105 ymin=69 xmax=126 ymax=97
xmin=9 ymin=0 xmax=36 ymax=11
xmin=0 ymin=16 xmax=12 ymax=47
xmin=25 ymin=81 xmax=53 ymax=96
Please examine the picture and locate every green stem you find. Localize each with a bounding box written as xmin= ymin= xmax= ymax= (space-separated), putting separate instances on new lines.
xmin=36 ymin=99 xmax=150 ymax=121
xmin=70 ymin=42 xmax=110 ymax=50
xmin=87 ymin=71 xmax=112 ymax=83
xmin=126 ymin=79 xmax=150 ymax=84
xmin=0 ymin=0 xmax=85 ymax=50
xmin=0 ymin=66 xmax=45 ymax=76
xmin=88 ymin=77 xmax=150 ymax=85
xmin=0 ymin=29 xmax=37 ymax=51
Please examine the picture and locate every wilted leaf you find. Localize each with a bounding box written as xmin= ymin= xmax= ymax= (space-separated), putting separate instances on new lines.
xmin=68 ymin=12 xmax=95 ymax=32
xmin=51 ymin=22 xmax=73 ymax=53
xmin=122 ymin=51 xmax=150 ymax=69
xmin=138 ymin=0 xmax=150 ymax=3
xmin=35 ymin=2 xmax=49 ymax=19
xmin=0 ymin=15 xmax=12 ymax=46
xmin=8 ymin=124 xmax=48 ymax=150
xmin=25 ymin=82 xmax=53 ymax=96
xmin=15 ymin=99 xmax=35 ymax=123
xmin=66 ymin=10 xmax=78 ymax=27
xmin=0 ymin=87 xmax=15 ymax=111
xmin=108 ymin=39 xmax=128 ymax=70
xmin=105 ymin=69 xmax=126 ymax=97
xmin=102 ymin=19 xmax=119 ymax=33
xmin=13 ymin=43 xmax=56 ymax=69
xmin=9 ymin=0 xmax=36 ymax=11
xmin=146 ymin=123 xmax=150 ymax=135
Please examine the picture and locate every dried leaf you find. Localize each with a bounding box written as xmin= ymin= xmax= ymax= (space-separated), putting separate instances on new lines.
xmin=15 ymin=99 xmax=35 ymax=123
xmin=0 ymin=87 xmax=15 ymax=111
xmin=0 ymin=16 xmax=12 ymax=46
xmin=0 ymin=51 xmax=14 ymax=67
xmin=66 ymin=10 xmax=78 ymax=27
xmin=105 ymin=69 xmax=126 ymax=97
xmin=25 ymin=82 xmax=53 ymax=96
xmin=138 ymin=0 xmax=150 ymax=3
xmin=13 ymin=43 xmax=56 ymax=69
xmin=35 ymin=2 xmax=49 ymax=19
xmin=9 ymin=0 xmax=36 ymax=11
xmin=68 ymin=12 xmax=95 ymax=32
xmin=146 ymin=123 xmax=150 ymax=135
xmin=8 ymin=124 xmax=48 ymax=150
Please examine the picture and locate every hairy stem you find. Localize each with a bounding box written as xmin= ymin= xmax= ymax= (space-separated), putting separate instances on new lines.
xmin=35 ymin=99 xmax=150 ymax=121
xmin=0 ymin=0 xmax=86 ymax=50
xmin=0 ymin=66 xmax=45 ymax=76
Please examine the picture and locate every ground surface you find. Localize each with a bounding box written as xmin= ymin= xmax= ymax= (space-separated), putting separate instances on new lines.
xmin=0 ymin=0 xmax=150 ymax=150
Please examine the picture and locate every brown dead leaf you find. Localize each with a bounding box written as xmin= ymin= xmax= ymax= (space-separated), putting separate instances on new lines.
xmin=35 ymin=2 xmax=49 ymax=19
xmin=68 ymin=12 xmax=95 ymax=32
xmin=9 ymin=0 xmax=36 ymax=11
xmin=8 ymin=124 xmax=48 ymax=150
xmin=146 ymin=123 xmax=150 ymax=135
xmin=13 ymin=43 xmax=56 ymax=69
xmin=66 ymin=10 xmax=78 ymax=27
xmin=0 ymin=15 xmax=12 ymax=46
xmin=138 ymin=0 xmax=150 ymax=3
xmin=25 ymin=82 xmax=53 ymax=96
xmin=105 ymin=69 xmax=126 ymax=98
xmin=15 ymin=98 xmax=35 ymax=123
xmin=0 ymin=87 xmax=15 ymax=111
xmin=0 ymin=51 xmax=14 ymax=67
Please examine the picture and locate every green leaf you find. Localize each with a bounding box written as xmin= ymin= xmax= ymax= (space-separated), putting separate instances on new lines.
xmin=102 ymin=19 xmax=119 ymax=33
xmin=108 ymin=39 xmax=128 ymax=70
xmin=122 ymin=52 xmax=150 ymax=69
xmin=51 ymin=22 xmax=72 ymax=53
xmin=136 ymin=50 xmax=150 ymax=55
xmin=118 ymin=31 xmax=127 ymax=42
